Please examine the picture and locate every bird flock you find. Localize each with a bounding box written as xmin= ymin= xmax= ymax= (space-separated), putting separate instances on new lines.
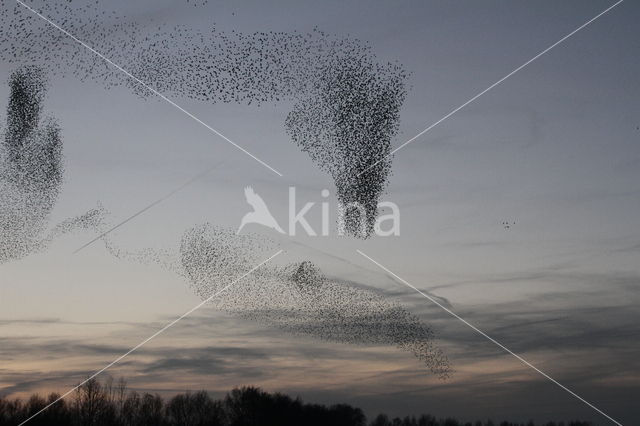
xmin=108 ymin=224 xmax=451 ymax=378
xmin=0 ymin=2 xmax=451 ymax=377
xmin=1 ymin=0 xmax=408 ymax=237
xmin=0 ymin=66 xmax=104 ymax=264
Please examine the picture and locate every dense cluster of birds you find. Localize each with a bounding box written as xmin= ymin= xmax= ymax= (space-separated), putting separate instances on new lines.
xmin=0 ymin=66 xmax=104 ymax=264
xmin=1 ymin=2 xmax=449 ymax=379
xmin=286 ymin=58 xmax=406 ymax=237
xmin=108 ymin=224 xmax=451 ymax=378
xmin=0 ymin=0 xmax=408 ymax=237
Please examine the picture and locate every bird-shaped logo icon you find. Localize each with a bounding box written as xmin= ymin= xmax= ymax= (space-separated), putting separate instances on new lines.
xmin=237 ymin=186 xmax=285 ymax=234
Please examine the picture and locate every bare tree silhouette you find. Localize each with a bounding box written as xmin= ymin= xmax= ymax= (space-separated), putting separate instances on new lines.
xmin=0 ymin=377 xmax=595 ymax=426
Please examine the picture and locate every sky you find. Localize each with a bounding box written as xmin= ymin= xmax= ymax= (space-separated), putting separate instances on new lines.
xmin=1 ymin=0 xmax=639 ymax=424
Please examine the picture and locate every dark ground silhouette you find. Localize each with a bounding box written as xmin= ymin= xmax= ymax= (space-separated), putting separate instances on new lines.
xmin=0 ymin=377 xmax=594 ymax=426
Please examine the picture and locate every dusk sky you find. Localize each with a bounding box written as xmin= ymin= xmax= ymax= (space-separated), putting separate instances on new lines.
xmin=1 ymin=1 xmax=639 ymax=425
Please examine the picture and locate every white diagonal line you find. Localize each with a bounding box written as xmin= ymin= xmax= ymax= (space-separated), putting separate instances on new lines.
xmin=357 ymin=0 xmax=623 ymax=178
xmin=17 ymin=249 xmax=283 ymax=426
xmin=73 ymin=161 xmax=224 ymax=254
xmin=15 ymin=0 xmax=283 ymax=177
xmin=356 ymin=249 xmax=623 ymax=426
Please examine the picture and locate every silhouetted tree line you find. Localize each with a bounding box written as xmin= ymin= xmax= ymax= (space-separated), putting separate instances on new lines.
xmin=0 ymin=377 xmax=594 ymax=426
